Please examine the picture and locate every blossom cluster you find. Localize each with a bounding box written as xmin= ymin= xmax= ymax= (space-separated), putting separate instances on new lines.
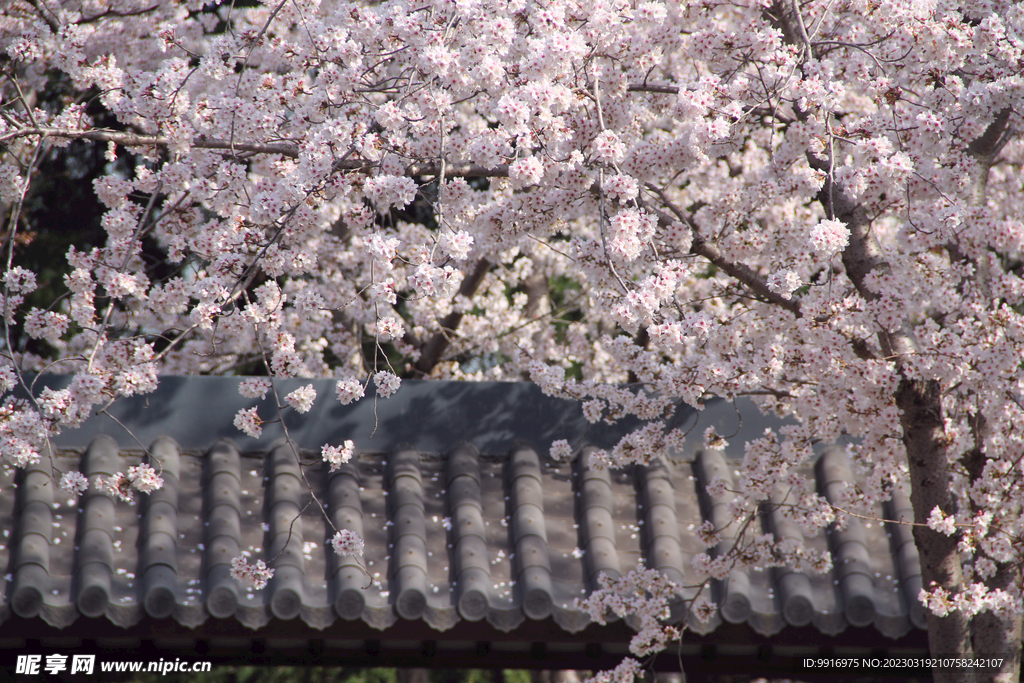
xmin=331 ymin=529 xmax=365 ymax=557
xmin=89 ymin=464 xmax=165 ymax=503
xmin=575 ymin=567 xmax=682 ymax=658
xmin=230 ymin=557 xmax=275 ymax=591
xmin=1 ymin=0 xmax=1023 ymax=674
xmin=322 ymin=440 xmax=356 ymax=471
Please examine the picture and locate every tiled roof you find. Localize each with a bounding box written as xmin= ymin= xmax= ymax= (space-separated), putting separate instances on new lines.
xmin=2 ymin=378 xmax=926 ymax=662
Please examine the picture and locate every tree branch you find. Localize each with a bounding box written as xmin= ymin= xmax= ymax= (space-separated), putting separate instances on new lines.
xmin=1 ymin=127 xmax=510 ymax=178
xmin=643 ymin=185 xmax=803 ymax=317
xmin=966 ymin=108 xmax=1014 ymax=208
xmin=413 ymin=258 xmax=492 ymax=376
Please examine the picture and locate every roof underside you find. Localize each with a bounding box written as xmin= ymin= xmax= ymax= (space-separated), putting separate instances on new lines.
xmin=1 ymin=378 xmax=928 ymax=672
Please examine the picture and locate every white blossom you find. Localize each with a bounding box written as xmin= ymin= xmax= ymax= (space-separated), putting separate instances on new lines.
xmin=60 ymin=471 xmax=89 ymax=496
xmin=3 ymin=267 xmax=37 ymax=294
xmin=509 ymin=157 xmax=544 ymax=189
xmin=127 ymin=463 xmax=164 ymax=494
xmin=335 ymin=379 xmax=365 ymax=405
xmin=97 ymin=473 xmax=134 ymax=503
xmin=322 ymin=440 xmax=355 ymax=471
xmin=230 ymin=556 xmax=274 ymax=590
xmin=0 ymin=367 xmax=16 ymax=394
xmin=373 ymin=371 xmax=401 ymax=398
xmin=3 ymin=0 xmax=1023 ymax=658
xmin=767 ymin=269 xmax=802 ymax=299
xmin=239 ymin=378 xmax=272 ymax=399
xmin=285 ymin=384 xmax=317 ymax=413
xmin=439 ymin=230 xmax=475 ymax=261
xmin=367 ymin=316 xmax=405 ymax=341
xmin=331 ymin=529 xmax=365 ymax=557
xmin=809 ymin=219 xmax=850 ymax=255
xmin=927 ymin=506 xmax=957 ymax=536
xmin=549 ymin=439 xmax=573 ymax=461
xmin=233 ymin=407 xmax=263 ymax=438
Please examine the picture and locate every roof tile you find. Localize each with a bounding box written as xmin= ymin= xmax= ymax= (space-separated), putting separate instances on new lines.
xmin=1 ymin=379 xmax=927 ymax=648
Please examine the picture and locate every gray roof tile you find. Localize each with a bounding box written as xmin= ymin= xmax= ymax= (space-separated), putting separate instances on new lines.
xmin=1 ymin=378 xmax=927 ymax=652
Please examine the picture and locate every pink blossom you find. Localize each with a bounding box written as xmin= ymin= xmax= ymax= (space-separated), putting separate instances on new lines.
xmin=927 ymin=506 xmax=957 ymax=535
xmin=703 ymin=428 xmax=726 ymax=451
xmin=233 ymin=407 xmax=263 ymax=438
xmin=3 ymin=267 xmax=36 ymax=294
xmin=587 ymin=658 xmax=642 ymax=683
xmin=373 ymin=371 xmax=401 ymax=398
xmin=127 ymin=463 xmax=164 ymax=494
xmin=367 ymin=234 xmax=400 ymax=264
xmin=549 ymin=439 xmax=572 ymax=461
xmin=809 ymin=219 xmax=850 ymax=255
xmin=98 ymin=473 xmax=134 ymax=503
xmin=335 ymin=379 xmax=365 ymax=405
xmin=0 ymin=164 xmax=25 ymax=205
xmin=767 ymin=269 xmax=802 ymax=299
xmin=239 ymin=378 xmax=272 ymax=399
xmin=60 ymin=471 xmax=89 ymax=496
xmin=38 ymin=388 xmax=75 ymax=419
xmin=369 ymin=278 xmax=397 ymax=305
xmin=582 ymin=400 xmax=604 ymax=424
xmin=367 ymin=316 xmax=405 ymax=341
xmin=509 ymin=157 xmax=544 ymax=189
xmin=439 ymin=230 xmax=475 ymax=261
xmin=3 ymin=0 xmax=1024 ymax=659
xmin=23 ymin=309 xmax=70 ymax=343
xmin=322 ymin=440 xmax=355 ymax=471
xmin=576 ymin=567 xmax=680 ymax=657
xmin=2 ymin=438 xmax=40 ymax=468
xmin=0 ymin=367 xmax=16 ymax=394
xmin=363 ymin=175 xmax=417 ymax=210
xmin=331 ymin=529 xmax=365 ymax=557
xmin=592 ymin=130 xmax=626 ymax=164
xmin=602 ymin=174 xmax=639 ymax=202
xmin=409 ymin=264 xmax=460 ymax=298
xmin=285 ymin=384 xmax=317 ymax=413
xmin=230 ymin=556 xmax=274 ymax=590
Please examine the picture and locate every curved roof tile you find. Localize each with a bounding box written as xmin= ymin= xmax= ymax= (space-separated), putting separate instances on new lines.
xmin=1 ymin=378 xmax=925 ymax=650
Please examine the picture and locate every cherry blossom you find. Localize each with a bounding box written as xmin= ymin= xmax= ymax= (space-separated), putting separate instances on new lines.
xmin=233 ymin=407 xmax=263 ymax=439
xmin=586 ymin=658 xmax=642 ymax=683
xmin=0 ymin=368 xmax=16 ymax=394
xmin=549 ymin=439 xmax=573 ymax=461
xmin=127 ymin=464 xmax=164 ymax=494
xmin=238 ymin=378 xmax=272 ymax=400
xmin=331 ymin=529 xmax=365 ymax=557
xmin=367 ymin=316 xmax=405 ymax=342
xmin=439 ymin=231 xmax=475 ymax=261
xmin=373 ymin=371 xmax=401 ymax=398
xmin=3 ymin=267 xmax=36 ymax=294
xmin=335 ymin=380 xmax=365 ymax=405
xmin=230 ymin=557 xmax=274 ymax=591
xmin=1 ymin=0 xmax=1022 ymax=678
xmin=97 ymin=473 xmax=135 ymax=503
xmin=928 ymin=507 xmax=958 ymax=536
xmin=576 ymin=567 xmax=681 ymax=658
xmin=322 ymin=440 xmax=355 ymax=472
xmin=767 ymin=270 xmax=802 ymax=300
xmin=284 ymin=384 xmax=317 ymax=414
xmin=59 ymin=471 xmax=89 ymax=496
xmin=809 ymin=219 xmax=851 ymax=255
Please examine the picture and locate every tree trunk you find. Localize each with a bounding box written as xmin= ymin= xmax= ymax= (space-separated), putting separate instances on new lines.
xmin=972 ymin=561 xmax=1023 ymax=683
xmin=414 ymin=258 xmax=491 ymax=376
xmin=964 ymin=415 xmax=1023 ymax=683
xmin=899 ymin=378 xmax=975 ymax=683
